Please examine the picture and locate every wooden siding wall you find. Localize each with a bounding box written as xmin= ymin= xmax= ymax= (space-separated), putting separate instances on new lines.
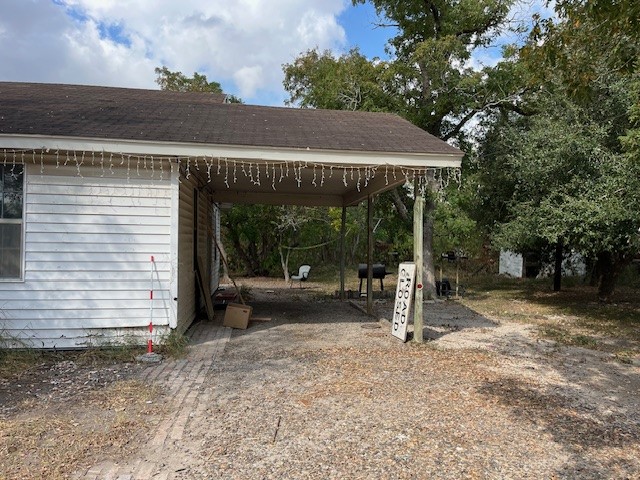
xmin=210 ymin=204 xmax=221 ymax=292
xmin=175 ymin=178 xmax=214 ymax=333
xmin=0 ymin=164 xmax=173 ymax=349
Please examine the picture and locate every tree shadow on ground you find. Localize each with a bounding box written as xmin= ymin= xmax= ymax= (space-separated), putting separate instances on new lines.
xmin=466 ymin=280 xmax=640 ymax=339
xmin=478 ymin=374 xmax=640 ymax=479
xmin=416 ymin=301 xmax=501 ymax=342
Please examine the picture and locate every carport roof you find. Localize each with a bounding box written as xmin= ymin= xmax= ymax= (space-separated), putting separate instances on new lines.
xmin=0 ymin=82 xmax=463 ymax=206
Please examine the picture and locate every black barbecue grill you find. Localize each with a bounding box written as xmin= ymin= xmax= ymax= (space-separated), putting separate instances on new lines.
xmin=358 ymin=263 xmax=389 ymax=294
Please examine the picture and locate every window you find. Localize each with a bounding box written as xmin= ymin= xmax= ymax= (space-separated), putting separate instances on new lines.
xmin=0 ymin=164 xmax=24 ymax=279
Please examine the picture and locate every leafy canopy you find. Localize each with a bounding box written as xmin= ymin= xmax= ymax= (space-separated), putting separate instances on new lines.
xmin=351 ymin=0 xmax=522 ymax=139
xmin=471 ymin=0 xmax=640 ymax=299
xmin=155 ymin=66 xmax=223 ymax=93
xmin=283 ymin=48 xmax=397 ymax=112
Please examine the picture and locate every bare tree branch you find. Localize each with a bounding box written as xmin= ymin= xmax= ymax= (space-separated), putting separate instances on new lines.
xmin=443 ymin=92 xmax=534 ymax=140
xmin=373 ymin=22 xmax=400 ymax=29
xmin=390 ymin=188 xmax=411 ymax=225
xmin=455 ymin=17 xmax=503 ymax=40
xmin=443 ymin=109 xmax=479 ymax=141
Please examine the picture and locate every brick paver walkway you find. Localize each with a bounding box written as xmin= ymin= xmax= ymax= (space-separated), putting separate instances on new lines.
xmin=72 ymin=321 xmax=232 ymax=480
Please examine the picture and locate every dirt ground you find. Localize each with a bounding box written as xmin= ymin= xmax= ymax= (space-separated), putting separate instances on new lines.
xmin=1 ymin=277 xmax=639 ymax=479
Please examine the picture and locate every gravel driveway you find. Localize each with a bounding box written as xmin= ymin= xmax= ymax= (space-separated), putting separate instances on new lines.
xmin=73 ymin=279 xmax=640 ymax=479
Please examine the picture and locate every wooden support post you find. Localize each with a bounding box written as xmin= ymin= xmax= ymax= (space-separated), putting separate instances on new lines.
xmin=367 ymin=195 xmax=374 ymax=315
xmin=340 ymin=206 xmax=347 ymax=300
xmin=413 ymin=181 xmax=424 ymax=343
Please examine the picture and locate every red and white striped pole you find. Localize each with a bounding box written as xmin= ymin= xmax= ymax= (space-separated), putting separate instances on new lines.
xmin=148 ymin=255 xmax=155 ymax=353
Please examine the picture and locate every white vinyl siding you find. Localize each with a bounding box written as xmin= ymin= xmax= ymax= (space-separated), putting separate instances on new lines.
xmin=0 ymin=164 xmax=173 ymax=349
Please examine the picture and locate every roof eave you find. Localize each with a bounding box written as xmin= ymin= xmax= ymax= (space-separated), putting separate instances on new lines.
xmin=0 ymin=134 xmax=463 ymax=169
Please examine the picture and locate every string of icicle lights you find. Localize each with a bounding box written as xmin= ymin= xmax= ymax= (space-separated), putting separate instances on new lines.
xmin=2 ymin=149 xmax=461 ymax=194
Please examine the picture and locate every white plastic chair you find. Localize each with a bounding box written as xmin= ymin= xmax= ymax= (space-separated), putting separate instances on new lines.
xmin=290 ymin=264 xmax=311 ymax=288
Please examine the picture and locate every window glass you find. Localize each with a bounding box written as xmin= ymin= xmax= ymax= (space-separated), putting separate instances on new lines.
xmin=3 ymin=193 xmax=23 ymax=219
xmin=0 ymin=224 xmax=21 ymax=278
xmin=0 ymin=164 xmax=24 ymax=279
xmin=3 ymin=167 xmax=23 ymax=190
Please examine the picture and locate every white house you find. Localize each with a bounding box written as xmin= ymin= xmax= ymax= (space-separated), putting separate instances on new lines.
xmin=0 ymin=154 xmax=220 ymax=348
xmin=499 ymin=250 xmax=587 ymax=279
xmin=0 ymin=82 xmax=463 ymax=348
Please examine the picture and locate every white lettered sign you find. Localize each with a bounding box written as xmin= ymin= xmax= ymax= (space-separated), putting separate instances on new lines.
xmin=391 ymin=262 xmax=416 ymax=342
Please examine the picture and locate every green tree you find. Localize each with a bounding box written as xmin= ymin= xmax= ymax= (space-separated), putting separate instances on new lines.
xmin=476 ymin=71 xmax=639 ymax=300
xmin=284 ymin=48 xmax=398 ymax=112
xmin=525 ymin=0 xmax=640 ymax=97
xmin=622 ymin=74 xmax=640 ymax=158
xmin=155 ymin=66 xmax=223 ymax=93
xmin=473 ymin=0 xmax=640 ymax=301
xmin=221 ymin=204 xmax=281 ymax=276
xmin=284 ymin=0 xmax=525 ymax=295
xmin=355 ymin=0 xmax=526 ymax=139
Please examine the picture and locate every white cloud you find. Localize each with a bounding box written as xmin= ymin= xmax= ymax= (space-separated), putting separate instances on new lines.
xmin=233 ymin=65 xmax=264 ymax=98
xmin=0 ymin=0 xmax=555 ymax=104
xmin=0 ymin=0 xmax=348 ymax=104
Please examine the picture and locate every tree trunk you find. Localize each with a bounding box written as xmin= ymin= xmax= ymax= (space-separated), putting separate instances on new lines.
xmin=553 ymin=240 xmax=563 ymax=292
xmin=421 ymin=176 xmax=438 ymax=299
xmin=247 ymin=241 xmax=262 ymax=274
xmin=596 ymin=251 xmax=631 ymax=302
xmin=350 ymin=233 xmax=360 ymax=263
xmin=217 ymin=237 xmax=232 ymax=284
xmin=279 ymin=246 xmax=291 ymax=282
xmin=390 ymin=187 xmax=411 ymax=224
xmin=588 ymin=256 xmax=600 ymax=286
xmin=422 ymin=189 xmax=436 ymax=300
xmin=228 ymin=235 xmax=256 ymax=276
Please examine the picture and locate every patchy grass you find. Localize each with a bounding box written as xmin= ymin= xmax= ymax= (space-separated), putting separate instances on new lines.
xmin=460 ymin=275 xmax=640 ymax=358
xmin=0 ymin=349 xmax=44 ymax=378
xmin=538 ymin=326 xmax=599 ymax=348
xmin=0 ymin=327 xmax=46 ymax=378
xmin=239 ymin=283 xmax=252 ymax=300
xmin=74 ymin=344 xmax=147 ymax=365
xmin=158 ymin=330 xmax=189 ymax=358
xmin=0 ymin=380 xmax=165 ymax=480
xmin=613 ymin=350 xmax=636 ymax=364
xmin=0 ymin=337 xmax=168 ymax=478
xmin=0 ymin=345 xmax=147 ymax=381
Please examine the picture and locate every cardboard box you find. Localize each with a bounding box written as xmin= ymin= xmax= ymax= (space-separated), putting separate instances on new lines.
xmin=223 ymin=303 xmax=253 ymax=329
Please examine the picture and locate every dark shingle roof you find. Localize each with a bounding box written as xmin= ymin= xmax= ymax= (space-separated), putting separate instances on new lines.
xmin=0 ymin=82 xmax=462 ymax=156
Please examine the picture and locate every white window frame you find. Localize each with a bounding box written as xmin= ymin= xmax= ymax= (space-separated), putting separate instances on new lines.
xmin=0 ymin=163 xmax=25 ymax=282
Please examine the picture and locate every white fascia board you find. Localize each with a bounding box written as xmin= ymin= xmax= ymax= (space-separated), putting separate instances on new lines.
xmin=0 ymin=135 xmax=463 ymax=169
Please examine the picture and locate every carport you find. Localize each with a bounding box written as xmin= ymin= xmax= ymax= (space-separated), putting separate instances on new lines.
xmin=192 ymin=101 xmax=464 ymax=333
xmin=0 ymin=82 xmax=463 ymax=346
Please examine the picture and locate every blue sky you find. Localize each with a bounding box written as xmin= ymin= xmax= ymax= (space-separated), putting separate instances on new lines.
xmin=338 ymin=2 xmax=396 ymax=60
xmin=0 ymin=1 xmax=551 ymax=106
